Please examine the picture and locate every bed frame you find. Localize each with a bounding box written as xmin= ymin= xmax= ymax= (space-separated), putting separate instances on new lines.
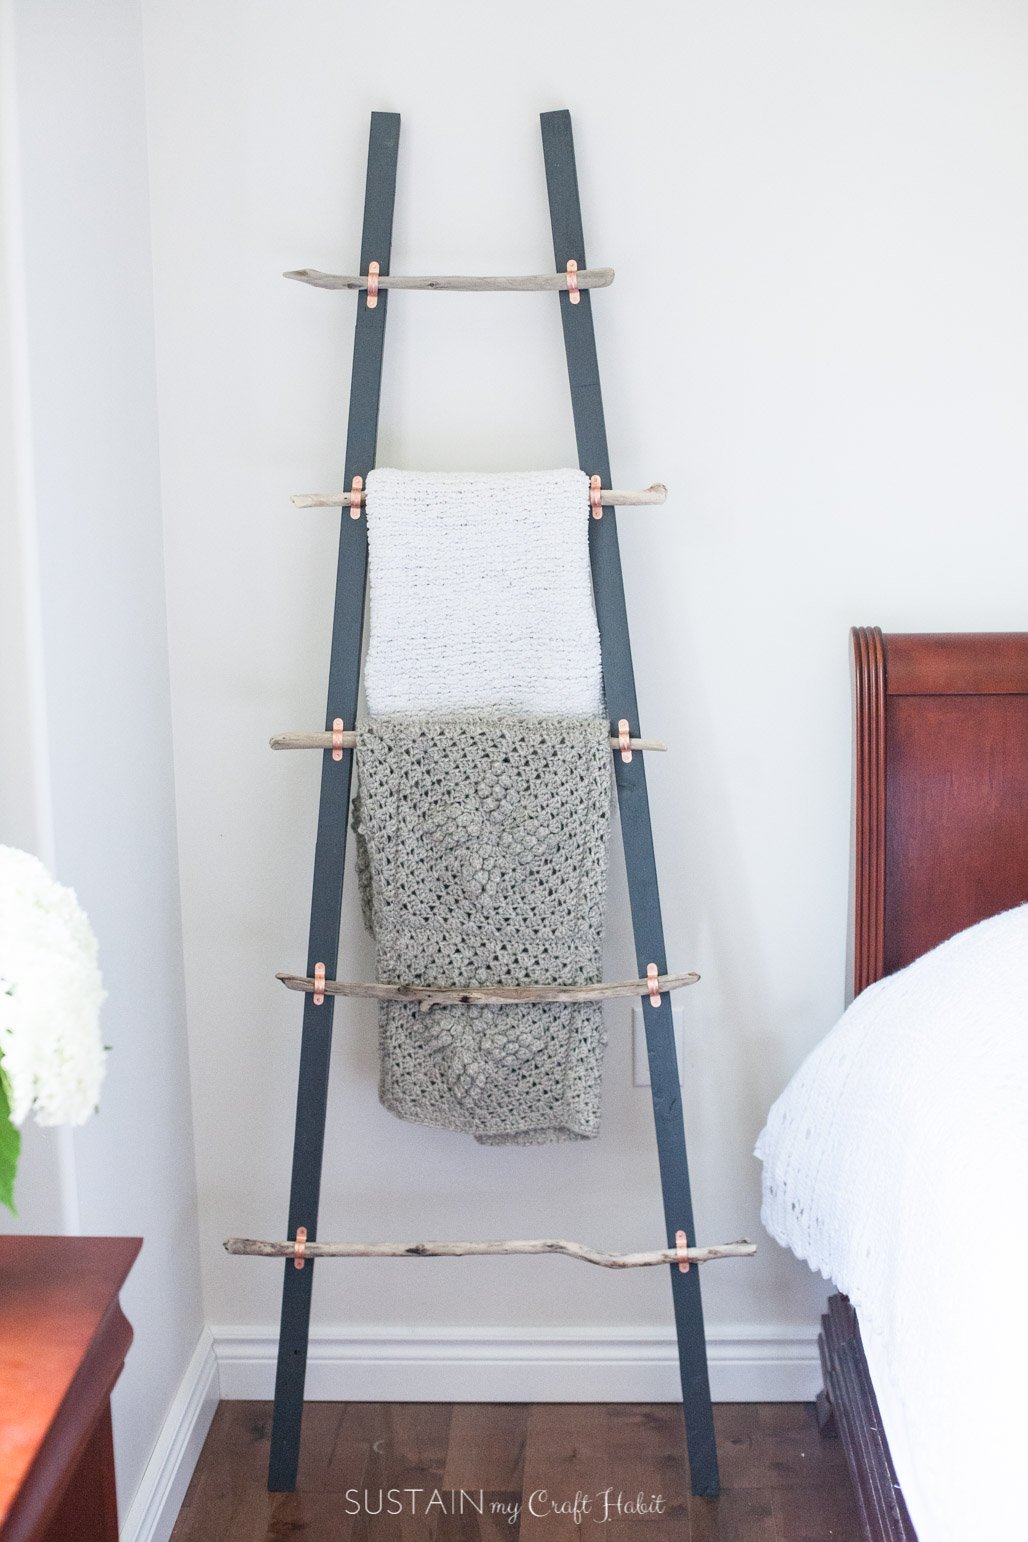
xmin=817 ymin=627 xmax=1028 ymax=1541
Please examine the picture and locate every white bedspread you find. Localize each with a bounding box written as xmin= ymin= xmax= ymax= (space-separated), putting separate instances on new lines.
xmin=756 ymin=904 xmax=1028 ymax=1542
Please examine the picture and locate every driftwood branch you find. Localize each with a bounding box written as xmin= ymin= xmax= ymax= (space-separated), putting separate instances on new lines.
xmin=284 ymin=267 xmax=615 ymax=293
xmin=290 ymin=483 xmax=667 ymax=510
xmin=276 ymin=970 xmax=699 ymax=1012
xmin=224 ymin=1235 xmax=756 ymax=1269
xmin=269 ymin=731 xmax=667 ymax=754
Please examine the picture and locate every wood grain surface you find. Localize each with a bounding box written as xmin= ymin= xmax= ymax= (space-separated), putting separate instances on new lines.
xmin=170 ymin=1400 xmax=862 ymax=1541
xmin=0 ymin=1235 xmax=140 ymax=1542
xmin=852 ymin=627 xmax=1028 ymax=989
xmin=223 ymin=1236 xmax=755 ymax=1269
xmin=284 ymin=267 xmax=615 ymax=292
xmin=274 ymin=971 xmax=698 ymax=1011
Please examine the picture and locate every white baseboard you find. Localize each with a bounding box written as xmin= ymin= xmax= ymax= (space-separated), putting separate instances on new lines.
xmin=212 ymin=1324 xmax=820 ymax=1404
xmin=115 ymin=1322 xmax=817 ymax=1535
xmin=120 ymin=1327 xmax=220 ymax=1542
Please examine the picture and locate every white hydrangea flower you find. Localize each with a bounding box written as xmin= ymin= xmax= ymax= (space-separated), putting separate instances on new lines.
xmin=0 ymin=846 xmax=107 ymax=1127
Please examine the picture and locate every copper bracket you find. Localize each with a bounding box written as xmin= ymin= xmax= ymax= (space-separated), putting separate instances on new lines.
xmin=589 ymin=473 xmax=603 ymax=520
xmin=331 ymin=718 xmax=345 ymax=761
xmin=313 ymin=962 xmax=326 ymax=1006
xmin=294 ymin=1226 xmax=308 ymax=1269
xmin=366 ymin=260 xmax=380 ymax=308
xmin=646 ymin=962 xmax=661 ymax=1006
xmin=349 ymin=474 xmax=363 ymax=520
xmin=675 ymin=1229 xmax=690 ymax=1273
xmin=566 ymin=258 xmax=580 ymax=304
xmin=618 ymin=718 xmax=633 ymax=762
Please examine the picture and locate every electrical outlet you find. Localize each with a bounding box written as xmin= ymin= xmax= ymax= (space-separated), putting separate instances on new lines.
xmin=632 ymin=1005 xmax=685 ymax=1086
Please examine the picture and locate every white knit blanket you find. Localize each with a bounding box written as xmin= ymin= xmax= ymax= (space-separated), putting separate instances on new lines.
xmin=363 ymin=468 xmax=603 ymax=716
xmin=755 ymin=904 xmax=1028 ymax=1542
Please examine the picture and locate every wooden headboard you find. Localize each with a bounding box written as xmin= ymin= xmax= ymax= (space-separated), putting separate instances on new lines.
xmin=852 ymin=627 xmax=1028 ymax=994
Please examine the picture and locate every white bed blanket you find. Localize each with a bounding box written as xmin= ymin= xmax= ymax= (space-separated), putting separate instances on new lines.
xmin=756 ymin=904 xmax=1028 ymax=1542
xmin=363 ymin=468 xmax=603 ymax=717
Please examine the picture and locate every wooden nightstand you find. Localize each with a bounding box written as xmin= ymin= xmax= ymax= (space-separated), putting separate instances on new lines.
xmin=0 ymin=1235 xmax=141 ymax=1542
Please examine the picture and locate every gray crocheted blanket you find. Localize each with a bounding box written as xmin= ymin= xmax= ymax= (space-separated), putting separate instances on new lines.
xmin=352 ymin=713 xmax=612 ymax=1144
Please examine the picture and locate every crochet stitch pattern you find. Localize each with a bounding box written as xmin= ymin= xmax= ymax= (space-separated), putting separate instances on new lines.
xmin=353 ymin=713 xmax=612 ymax=1144
xmin=363 ymin=467 xmax=604 ymax=717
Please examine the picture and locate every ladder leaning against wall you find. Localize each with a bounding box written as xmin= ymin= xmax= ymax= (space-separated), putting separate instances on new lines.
xmin=225 ymin=107 xmax=754 ymax=1498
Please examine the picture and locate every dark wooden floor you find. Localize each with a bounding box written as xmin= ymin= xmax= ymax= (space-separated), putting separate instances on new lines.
xmin=170 ymin=1402 xmax=861 ymax=1541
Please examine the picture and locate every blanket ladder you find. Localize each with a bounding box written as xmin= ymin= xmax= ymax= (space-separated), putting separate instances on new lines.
xmin=232 ymin=109 xmax=749 ymax=1499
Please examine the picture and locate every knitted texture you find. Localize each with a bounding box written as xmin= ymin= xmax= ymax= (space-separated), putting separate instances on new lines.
xmin=755 ymin=903 xmax=1028 ymax=1542
xmin=363 ymin=468 xmax=603 ymax=717
xmin=352 ymin=713 xmax=612 ymax=1144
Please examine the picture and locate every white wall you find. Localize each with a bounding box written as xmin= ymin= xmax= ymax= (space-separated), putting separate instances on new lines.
xmin=0 ymin=0 xmax=65 ymax=1235
xmin=141 ymin=0 xmax=1028 ymax=1380
xmin=4 ymin=0 xmax=206 ymax=1518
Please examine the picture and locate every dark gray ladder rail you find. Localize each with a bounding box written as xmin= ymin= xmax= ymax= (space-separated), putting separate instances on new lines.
xmin=541 ymin=108 xmax=720 ymax=1498
xmin=267 ymin=110 xmax=400 ymax=1495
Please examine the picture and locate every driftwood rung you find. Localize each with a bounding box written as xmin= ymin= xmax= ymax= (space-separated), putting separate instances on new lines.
xmin=284 ymin=267 xmax=615 ymax=293
xmin=291 ymin=483 xmax=667 ymax=510
xmin=276 ymin=969 xmax=698 ymax=1012
xmin=225 ymin=1235 xmax=756 ymax=1269
xmin=269 ymin=730 xmax=667 ymax=754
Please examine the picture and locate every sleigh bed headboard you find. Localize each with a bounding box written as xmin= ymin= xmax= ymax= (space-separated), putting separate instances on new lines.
xmin=852 ymin=628 xmax=1028 ymax=994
